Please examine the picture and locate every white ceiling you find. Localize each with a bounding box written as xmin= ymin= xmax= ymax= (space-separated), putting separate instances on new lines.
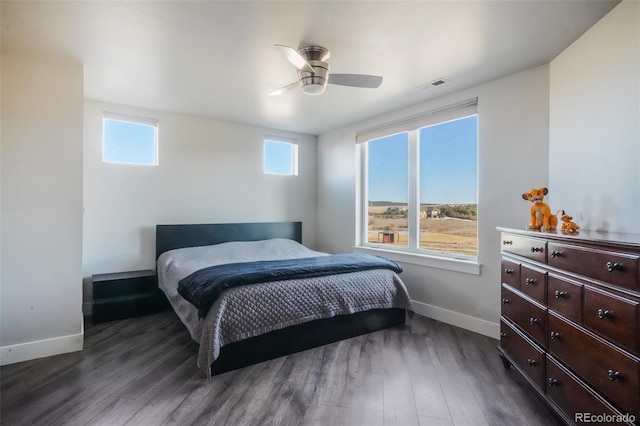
xmin=2 ymin=1 xmax=619 ymax=135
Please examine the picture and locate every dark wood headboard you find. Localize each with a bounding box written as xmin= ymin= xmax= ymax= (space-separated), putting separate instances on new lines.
xmin=155 ymin=221 xmax=302 ymax=259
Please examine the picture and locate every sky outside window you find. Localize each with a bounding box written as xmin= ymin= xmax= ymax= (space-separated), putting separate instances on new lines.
xmin=103 ymin=118 xmax=157 ymax=165
xmin=419 ymin=115 xmax=478 ymax=204
xmin=367 ymin=132 xmax=409 ymax=203
xmin=264 ymin=140 xmax=297 ymax=175
xmin=367 ymin=117 xmax=476 ymax=203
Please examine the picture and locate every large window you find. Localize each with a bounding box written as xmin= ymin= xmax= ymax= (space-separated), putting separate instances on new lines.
xmin=359 ymin=99 xmax=478 ymax=261
xmin=103 ymin=112 xmax=158 ymax=165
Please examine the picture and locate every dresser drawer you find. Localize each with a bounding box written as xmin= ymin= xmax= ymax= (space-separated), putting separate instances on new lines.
xmin=521 ymin=264 xmax=547 ymax=304
xmin=548 ymin=311 xmax=640 ymax=418
xmin=547 ymin=273 xmax=583 ymax=323
xmin=500 ymin=318 xmax=545 ymax=392
xmin=502 ymin=284 xmax=547 ymax=346
xmin=546 ymin=355 xmax=628 ymax=425
xmin=501 ymin=258 xmax=520 ymax=289
xmin=583 ymin=286 xmax=639 ymax=354
xmin=502 ymin=234 xmax=547 ymax=263
xmin=548 ymin=242 xmax=639 ymax=291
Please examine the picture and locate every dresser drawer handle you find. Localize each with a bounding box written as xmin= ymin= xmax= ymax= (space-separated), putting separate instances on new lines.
xmin=530 ymin=247 xmax=544 ymax=253
xmin=554 ymin=290 xmax=567 ymax=299
xmin=527 ymin=358 xmax=537 ymax=366
xmin=500 ymin=332 xmax=507 ymax=338
xmin=525 ymin=278 xmax=536 ymax=285
xmin=550 ymin=250 xmax=562 ymax=258
xmin=529 ymin=317 xmax=539 ymax=325
xmin=597 ymin=308 xmax=612 ymax=319
xmin=606 ymin=261 xmax=623 ymax=272
xmin=504 ymin=268 xmax=515 ymax=275
xmin=503 ymin=240 xmax=513 ymax=245
xmin=607 ymin=370 xmax=621 ymax=381
xmin=548 ymin=378 xmax=558 ymax=386
xmin=502 ymin=298 xmax=510 ymax=305
xmin=550 ymin=331 xmax=560 ymax=340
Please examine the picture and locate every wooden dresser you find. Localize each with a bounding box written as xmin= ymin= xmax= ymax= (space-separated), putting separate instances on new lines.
xmin=498 ymin=227 xmax=639 ymax=425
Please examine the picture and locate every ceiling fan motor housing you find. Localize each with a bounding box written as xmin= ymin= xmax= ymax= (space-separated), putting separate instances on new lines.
xmin=298 ymin=46 xmax=330 ymax=95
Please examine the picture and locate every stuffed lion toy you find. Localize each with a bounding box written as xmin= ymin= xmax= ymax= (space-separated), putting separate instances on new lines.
xmin=522 ymin=187 xmax=558 ymax=231
xmin=560 ymin=210 xmax=580 ymax=233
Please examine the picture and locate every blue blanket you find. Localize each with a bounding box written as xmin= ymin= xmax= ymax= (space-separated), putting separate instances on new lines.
xmin=178 ymin=253 xmax=402 ymax=317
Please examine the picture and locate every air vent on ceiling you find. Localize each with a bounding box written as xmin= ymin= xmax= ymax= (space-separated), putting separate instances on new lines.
xmin=418 ymin=78 xmax=449 ymax=90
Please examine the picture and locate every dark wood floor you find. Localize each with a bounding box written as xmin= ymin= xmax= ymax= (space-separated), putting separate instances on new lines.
xmin=1 ymin=311 xmax=563 ymax=426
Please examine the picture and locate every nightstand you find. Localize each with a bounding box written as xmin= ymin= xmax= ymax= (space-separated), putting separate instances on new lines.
xmin=92 ymin=269 xmax=169 ymax=323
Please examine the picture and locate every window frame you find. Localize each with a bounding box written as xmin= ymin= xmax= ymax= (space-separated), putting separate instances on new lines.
xmin=263 ymin=136 xmax=299 ymax=176
xmin=356 ymin=99 xmax=480 ymax=275
xmin=102 ymin=111 xmax=159 ymax=166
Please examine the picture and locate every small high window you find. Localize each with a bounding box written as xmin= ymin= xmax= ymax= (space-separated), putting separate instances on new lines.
xmin=103 ymin=112 xmax=158 ymax=165
xmin=264 ymin=138 xmax=298 ymax=175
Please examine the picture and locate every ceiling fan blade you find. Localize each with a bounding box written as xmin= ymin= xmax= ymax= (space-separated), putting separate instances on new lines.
xmin=328 ymin=74 xmax=383 ymax=88
xmin=275 ymin=44 xmax=316 ymax=74
xmin=267 ymin=81 xmax=301 ymax=96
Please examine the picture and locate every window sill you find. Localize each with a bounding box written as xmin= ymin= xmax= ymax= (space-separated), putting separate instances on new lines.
xmin=353 ymin=245 xmax=481 ymax=275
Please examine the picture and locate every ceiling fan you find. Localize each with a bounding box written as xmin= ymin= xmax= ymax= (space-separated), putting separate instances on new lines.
xmin=268 ymin=44 xmax=383 ymax=96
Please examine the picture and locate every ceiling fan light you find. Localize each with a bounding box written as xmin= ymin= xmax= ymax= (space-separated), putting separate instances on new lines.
xmin=302 ymin=83 xmax=326 ymax=96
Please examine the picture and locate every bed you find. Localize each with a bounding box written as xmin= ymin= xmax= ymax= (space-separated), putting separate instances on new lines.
xmin=155 ymin=221 xmax=412 ymax=377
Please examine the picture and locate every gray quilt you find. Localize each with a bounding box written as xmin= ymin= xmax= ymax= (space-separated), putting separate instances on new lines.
xmin=157 ymin=239 xmax=412 ymax=378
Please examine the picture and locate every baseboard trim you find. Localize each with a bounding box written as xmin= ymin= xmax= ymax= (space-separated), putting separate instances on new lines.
xmin=0 ymin=303 xmax=496 ymax=365
xmin=411 ymin=300 xmax=499 ymax=339
xmin=0 ymin=333 xmax=84 ymax=366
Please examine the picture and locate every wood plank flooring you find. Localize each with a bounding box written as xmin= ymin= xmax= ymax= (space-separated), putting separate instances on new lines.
xmin=0 ymin=311 xmax=563 ymax=426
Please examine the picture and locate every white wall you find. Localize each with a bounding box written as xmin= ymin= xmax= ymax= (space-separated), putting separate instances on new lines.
xmin=549 ymin=0 xmax=640 ymax=234
xmin=317 ymin=65 xmax=551 ymax=337
xmin=82 ymin=101 xmax=317 ymax=312
xmin=1 ymin=51 xmax=84 ymax=365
